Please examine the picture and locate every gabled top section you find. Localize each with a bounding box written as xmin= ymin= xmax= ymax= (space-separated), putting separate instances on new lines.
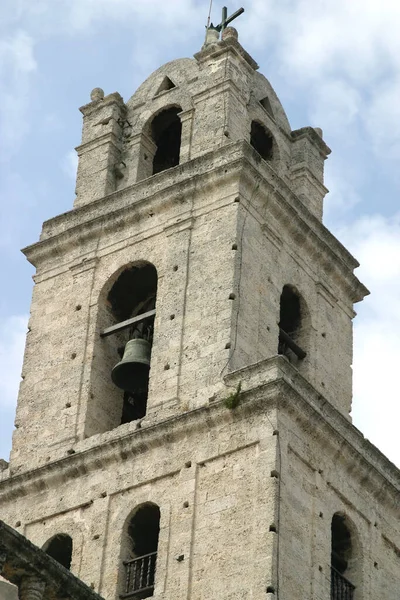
xmin=74 ymin=27 xmax=330 ymax=221
xmin=155 ymin=76 xmax=176 ymax=96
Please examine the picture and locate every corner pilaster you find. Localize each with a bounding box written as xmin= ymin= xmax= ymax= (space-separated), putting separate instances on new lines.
xmin=74 ymin=90 xmax=126 ymax=208
xmin=290 ymin=127 xmax=331 ymax=220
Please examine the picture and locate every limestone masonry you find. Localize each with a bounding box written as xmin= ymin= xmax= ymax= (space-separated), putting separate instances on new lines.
xmin=0 ymin=26 xmax=398 ymax=600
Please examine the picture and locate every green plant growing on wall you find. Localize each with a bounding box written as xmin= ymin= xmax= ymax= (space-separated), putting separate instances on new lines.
xmin=223 ymin=382 xmax=242 ymax=410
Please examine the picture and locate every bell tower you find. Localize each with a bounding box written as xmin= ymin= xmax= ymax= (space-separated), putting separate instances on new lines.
xmin=0 ymin=19 xmax=399 ymax=600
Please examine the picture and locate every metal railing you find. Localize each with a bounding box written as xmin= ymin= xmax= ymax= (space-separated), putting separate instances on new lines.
xmin=121 ymin=552 xmax=157 ymax=598
xmin=331 ymin=566 xmax=355 ymax=600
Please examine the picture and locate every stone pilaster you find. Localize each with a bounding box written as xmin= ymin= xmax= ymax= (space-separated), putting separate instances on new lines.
xmin=290 ymin=127 xmax=331 ymax=221
xmin=74 ymin=89 xmax=126 ymax=208
xmin=132 ymin=132 xmax=157 ymax=183
xmin=178 ymin=108 xmax=195 ymax=163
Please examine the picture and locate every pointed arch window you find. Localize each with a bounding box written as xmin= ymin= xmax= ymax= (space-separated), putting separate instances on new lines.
xmin=331 ymin=514 xmax=356 ymax=600
xmin=43 ymin=534 xmax=73 ymax=570
xmin=121 ymin=504 xmax=160 ymax=599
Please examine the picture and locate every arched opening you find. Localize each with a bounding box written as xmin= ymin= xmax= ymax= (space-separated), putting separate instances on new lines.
xmin=151 ymin=107 xmax=182 ymax=175
xmin=87 ymin=262 xmax=158 ymax=436
xmin=278 ymin=285 xmax=307 ymax=361
xmin=43 ymin=534 xmax=73 ymax=570
xmin=107 ymin=263 xmax=158 ymax=424
xmin=331 ymin=514 xmax=356 ymax=599
xmin=121 ymin=504 xmax=161 ymax=599
xmin=250 ymin=121 xmax=273 ymax=161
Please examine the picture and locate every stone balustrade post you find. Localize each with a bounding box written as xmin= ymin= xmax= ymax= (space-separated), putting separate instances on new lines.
xmin=0 ymin=546 xmax=7 ymax=573
xmin=19 ymin=576 xmax=46 ymax=600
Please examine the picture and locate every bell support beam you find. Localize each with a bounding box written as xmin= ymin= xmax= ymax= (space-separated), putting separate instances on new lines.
xmin=278 ymin=328 xmax=307 ymax=360
xmin=100 ymin=309 xmax=156 ymax=338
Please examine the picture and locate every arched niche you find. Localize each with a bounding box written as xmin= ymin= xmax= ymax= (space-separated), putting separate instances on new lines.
xmin=43 ymin=533 xmax=73 ymax=570
xmin=137 ymin=105 xmax=183 ymax=181
xmin=331 ymin=512 xmax=362 ymax=600
xmin=119 ymin=503 xmax=161 ymax=599
xmin=278 ymin=284 xmax=310 ymax=364
xmin=250 ymin=120 xmax=274 ymax=161
xmin=86 ymin=262 xmax=158 ymax=437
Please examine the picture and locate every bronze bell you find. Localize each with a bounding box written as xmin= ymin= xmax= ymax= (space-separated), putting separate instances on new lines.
xmin=111 ymin=338 xmax=151 ymax=393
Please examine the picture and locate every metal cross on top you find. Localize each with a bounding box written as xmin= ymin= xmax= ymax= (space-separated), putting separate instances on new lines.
xmin=215 ymin=6 xmax=245 ymax=32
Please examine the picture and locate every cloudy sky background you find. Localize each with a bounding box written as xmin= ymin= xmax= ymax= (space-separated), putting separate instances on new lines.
xmin=0 ymin=0 xmax=399 ymax=467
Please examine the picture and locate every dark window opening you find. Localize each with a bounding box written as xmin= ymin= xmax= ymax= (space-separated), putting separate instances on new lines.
xmin=259 ymin=96 xmax=274 ymax=118
xmin=278 ymin=285 xmax=306 ymax=360
xmin=156 ymin=76 xmax=176 ymax=95
xmin=151 ymin=107 xmax=182 ymax=175
xmin=122 ymin=504 xmax=160 ymax=599
xmin=43 ymin=534 xmax=73 ymax=570
xmin=108 ymin=264 xmax=158 ymax=423
xmin=250 ymin=121 xmax=273 ymax=161
xmin=331 ymin=515 xmax=355 ymax=600
xmin=331 ymin=515 xmax=352 ymax=574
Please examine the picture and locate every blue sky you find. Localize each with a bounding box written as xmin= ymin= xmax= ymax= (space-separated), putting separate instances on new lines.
xmin=1 ymin=0 xmax=399 ymax=467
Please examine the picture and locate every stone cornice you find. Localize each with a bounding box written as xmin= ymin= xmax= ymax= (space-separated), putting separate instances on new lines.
xmin=194 ymin=38 xmax=259 ymax=71
xmin=22 ymin=143 xmax=366 ymax=305
xmin=0 ymin=358 xmax=398 ymax=515
xmin=79 ymin=91 xmax=125 ymax=117
xmin=75 ymin=130 xmax=121 ymax=155
xmin=225 ymin=357 xmax=400 ymax=499
xmin=291 ymin=126 xmax=332 ymax=158
xmin=238 ymin=150 xmax=368 ymax=303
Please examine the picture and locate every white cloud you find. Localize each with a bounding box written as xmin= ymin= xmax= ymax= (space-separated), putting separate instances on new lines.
xmin=309 ymin=80 xmax=361 ymax=131
xmin=241 ymin=1 xmax=400 ymax=161
xmin=63 ymin=150 xmax=78 ymax=181
xmin=0 ymin=315 xmax=28 ymax=461
xmin=363 ymin=76 xmax=400 ymax=160
xmin=0 ymin=30 xmax=37 ymax=158
xmin=2 ymin=0 xmax=203 ymax=38
xmin=0 ymin=315 xmax=28 ymax=406
xmin=337 ymin=214 xmax=400 ymax=467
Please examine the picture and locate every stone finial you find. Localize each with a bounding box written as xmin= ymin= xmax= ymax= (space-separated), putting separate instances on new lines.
xmin=90 ymin=87 xmax=105 ymax=103
xmin=314 ymin=127 xmax=323 ymax=138
xmin=205 ymin=25 xmax=220 ymax=46
xmin=19 ymin=577 xmax=46 ymax=600
xmin=222 ymin=26 xmax=238 ymax=41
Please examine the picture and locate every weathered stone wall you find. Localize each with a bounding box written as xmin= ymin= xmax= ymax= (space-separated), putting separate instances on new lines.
xmin=1 ymin=400 xmax=279 ymax=600
xmin=2 ymin=31 xmax=398 ymax=600
xmin=277 ymin=392 xmax=400 ymax=600
xmin=2 ymin=360 xmax=399 ymax=600
xmin=11 ymin=139 xmax=365 ymax=473
xmin=229 ymin=154 xmax=361 ymax=415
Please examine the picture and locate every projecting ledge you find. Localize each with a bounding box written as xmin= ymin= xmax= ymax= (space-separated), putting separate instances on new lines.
xmin=225 ymin=355 xmax=400 ymax=498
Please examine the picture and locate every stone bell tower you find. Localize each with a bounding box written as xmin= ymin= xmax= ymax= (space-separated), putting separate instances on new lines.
xmin=0 ymin=19 xmax=399 ymax=600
